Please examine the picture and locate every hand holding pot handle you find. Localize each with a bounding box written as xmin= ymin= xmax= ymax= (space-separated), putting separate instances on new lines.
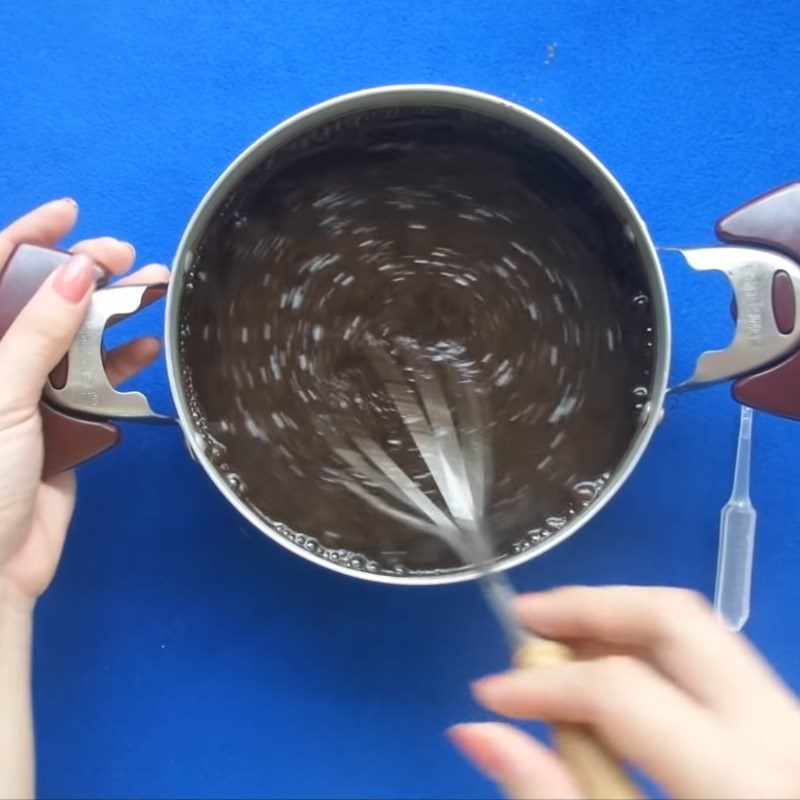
xmin=0 ymin=199 xmax=170 ymax=602
xmin=0 ymin=242 xmax=121 ymax=475
xmin=0 ymin=228 xmax=169 ymax=478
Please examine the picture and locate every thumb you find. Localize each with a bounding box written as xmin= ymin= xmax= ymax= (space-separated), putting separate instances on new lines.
xmin=0 ymin=253 xmax=97 ymax=423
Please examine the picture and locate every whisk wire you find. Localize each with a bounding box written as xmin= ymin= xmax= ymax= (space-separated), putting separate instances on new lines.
xmin=333 ymin=349 xmax=524 ymax=646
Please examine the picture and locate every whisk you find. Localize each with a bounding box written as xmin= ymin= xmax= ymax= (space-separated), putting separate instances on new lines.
xmin=333 ymin=349 xmax=640 ymax=800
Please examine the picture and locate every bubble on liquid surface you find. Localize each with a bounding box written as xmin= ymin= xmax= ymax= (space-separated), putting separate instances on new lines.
xmin=573 ymin=479 xmax=602 ymax=502
xmin=224 ymin=472 xmax=246 ymax=495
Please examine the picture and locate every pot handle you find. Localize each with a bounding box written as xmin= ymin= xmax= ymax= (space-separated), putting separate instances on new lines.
xmin=670 ymin=243 xmax=800 ymax=390
xmin=714 ymin=182 xmax=800 ymax=419
xmin=0 ymin=244 xmax=168 ymax=477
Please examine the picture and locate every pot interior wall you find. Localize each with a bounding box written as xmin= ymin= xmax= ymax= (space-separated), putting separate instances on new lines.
xmin=177 ymin=104 xmax=656 ymax=578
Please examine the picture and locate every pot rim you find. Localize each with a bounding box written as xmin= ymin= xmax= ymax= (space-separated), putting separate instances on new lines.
xmin=165 ymin=83 xmax=671 ymax=586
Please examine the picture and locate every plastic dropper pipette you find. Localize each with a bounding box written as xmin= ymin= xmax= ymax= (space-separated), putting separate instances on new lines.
xmin=714 ymin=405 xmax=756 ymax=631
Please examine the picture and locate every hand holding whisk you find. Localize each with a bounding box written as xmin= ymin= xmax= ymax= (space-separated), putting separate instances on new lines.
xmin=331 ymin=346 xmax=640 ymax=799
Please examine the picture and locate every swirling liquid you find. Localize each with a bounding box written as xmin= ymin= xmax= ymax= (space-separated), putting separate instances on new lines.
xmin=179 ymin=106 xmax=655 ymax=577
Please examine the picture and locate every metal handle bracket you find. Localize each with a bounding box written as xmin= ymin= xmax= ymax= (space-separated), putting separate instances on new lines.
xmin=44 ymin=283 xmax=170 ymax=421
xmin=668 ymin=246 xmax=800 ymax=390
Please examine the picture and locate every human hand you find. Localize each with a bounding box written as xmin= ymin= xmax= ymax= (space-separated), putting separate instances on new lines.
xmin=0 ymin=199 xmax=170 ymax=608
xmin=450 ymin=586 xmax=800 ymax=799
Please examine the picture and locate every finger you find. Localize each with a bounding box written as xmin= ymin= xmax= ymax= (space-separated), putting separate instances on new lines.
xmin=105 ymin=337 xmax=161 ymax=387
xmin=104 ymin=265 xmax=170 ymax=333
xmin=473 ymin=655 xmax=731 ymax=797
xmin=449 ymin=723 xmax=582 ymax=800
xmin=0 ymin=198 xmax=78 ymax=262
xmin=515 ymin=586 xmax=798 ymax=720
xmin=562 ymin=639 xmax=646 ymax=662
xmin=0 ymin=254 xmax=96 ymax=423
xmin=71 ymin=236 xmax=135 ymax=275
xmin=115 ymin=263 xmax=170 ymax=286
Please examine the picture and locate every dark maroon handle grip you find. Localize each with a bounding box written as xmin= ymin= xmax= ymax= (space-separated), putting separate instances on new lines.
xmin=716 ymin=182 xmax=800 ymax=263
xmin=716 ymin=182 xmax=800 ymax=419
xmin=39 ymin=403 xmax=120 ymax=476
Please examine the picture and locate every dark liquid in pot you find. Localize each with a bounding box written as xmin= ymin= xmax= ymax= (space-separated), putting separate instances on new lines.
xmin=179 ymin=107 xmax=655 ymax=576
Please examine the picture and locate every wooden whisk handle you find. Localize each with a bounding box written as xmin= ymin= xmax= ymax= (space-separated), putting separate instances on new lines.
xmin=515 ymin=638 xmax=642 ymax=800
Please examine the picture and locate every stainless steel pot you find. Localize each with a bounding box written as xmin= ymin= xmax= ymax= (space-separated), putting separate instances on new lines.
xmin=5 ymin=84 xmax=800 ymax=585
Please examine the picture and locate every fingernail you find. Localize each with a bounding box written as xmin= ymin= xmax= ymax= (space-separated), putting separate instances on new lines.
xmin=146 ymin=336 xmax=162 ymax=354
xmin=448 ymin=724 xmax=508 ymax=777
xmin=61 ymin=197 xmax=78 ymax=210
xmin=117 ymin=239 xmax=136 ymax=259
xmin=471 ymin=676 xmax=500 ymax=698
xmin=514 ymin=592 xmax=545 ymax=607
xmin=53 ymin=254 xmax=96 ymax=303
xmin=513 ymin=592 xmax=548 ymax=619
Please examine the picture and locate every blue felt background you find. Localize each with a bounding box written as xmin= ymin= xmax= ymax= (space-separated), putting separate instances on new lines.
xmin=1 ymin=2 xmax=799 ymax=797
